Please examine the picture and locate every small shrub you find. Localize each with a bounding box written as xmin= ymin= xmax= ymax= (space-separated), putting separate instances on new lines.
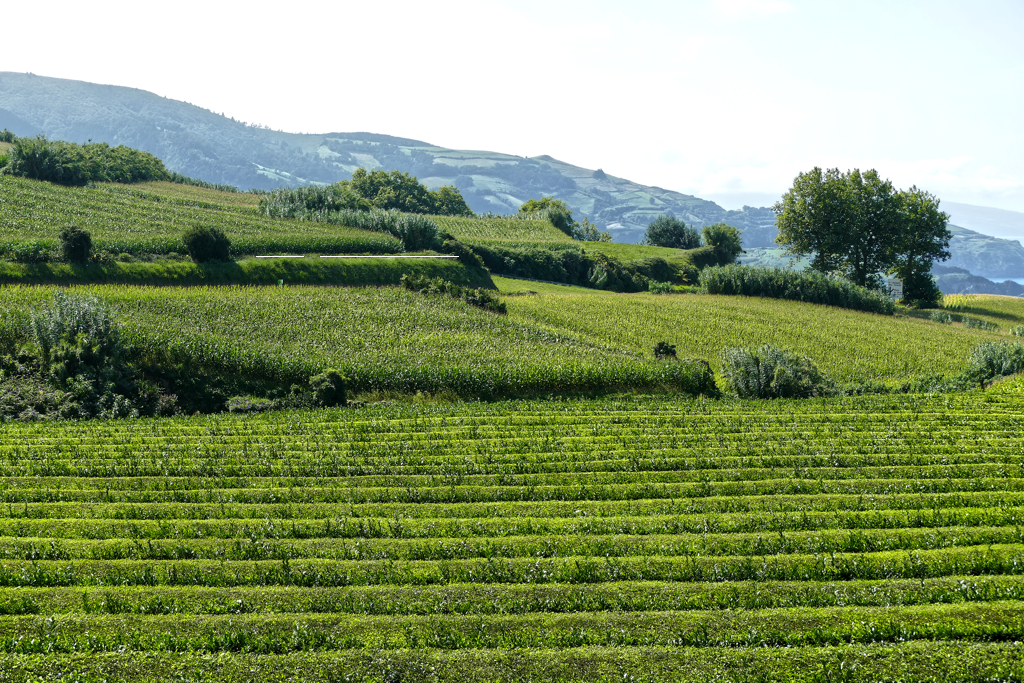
xmin=1010 ymin=326 xmax=1024 ymax=337
xmin=183 ymin=226 xmax=231 ymax=262
xmin=58 ymin=226 xmax=92 ymax=264
xmin=701 ymin=223 xmax=743 ymax=265
xmin=721 ymin=345 xmax=836 ymax=399
xmin=653 ymin=341 xmax=677 ymax=359
xmin=930 ymin=311 xmax=954 ymax=324
xmin=960 ymin=315 xmax=997 ymax=331
xmin=648 ymin=281 xmax=674 ymax=295
xmin=0 ymin=129 xmax=15 ymax=143
xmin=310 ymin=369 xmax=347 ymax=407
xmin=964 ymin=340 xmax=1024 ymax=386
xmin=642 ymin=215 xmax=701 ymax=249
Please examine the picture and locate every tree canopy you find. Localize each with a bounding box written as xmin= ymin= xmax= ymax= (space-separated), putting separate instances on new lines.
xmin=345 ymin=168 xmax=473 ymax=217
xmin=773 ymin=167 xmax=950 ymax=304
xmin=642 ymin=215 xmax=701 ymax=249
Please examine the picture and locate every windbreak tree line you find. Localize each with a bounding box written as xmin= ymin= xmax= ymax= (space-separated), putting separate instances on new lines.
xmin=773 ymin=167 xmax=950 ymax=306
xmin=261 ymin=169 xmax=475 ymax=222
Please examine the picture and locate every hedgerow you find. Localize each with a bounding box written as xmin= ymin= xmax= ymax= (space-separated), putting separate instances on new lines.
xmin=699 ymin=264 xmax=896 ymax=315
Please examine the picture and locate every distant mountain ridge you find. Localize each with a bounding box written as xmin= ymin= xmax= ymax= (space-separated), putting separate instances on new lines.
xmin=0 ymin=72 xmax=774 ymax=243
xmin=0 ymin=71 xmax=1021 ymax=277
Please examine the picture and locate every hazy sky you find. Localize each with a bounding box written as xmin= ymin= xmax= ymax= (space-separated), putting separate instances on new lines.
xmin=4 ymin=0 xmax=1022 ymax=211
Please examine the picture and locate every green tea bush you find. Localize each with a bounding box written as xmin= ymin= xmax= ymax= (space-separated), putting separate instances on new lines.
xmin=183 ymin=226 xmax=231 ymax=263
xmin=721 ymin=344 xmax=836 ymax=398
xmin=930 ymin=311 xmax=954 ymax=324
xmin=58 ymin=226 xmax=92 ymax=264
xmin=401 ymin=273 xmax=506 ymax=314
xmin=0 ymin=129 xmax=15 ymax=143
xmin=700 ymin=265 xmax=896 ymax=315
xmin=270 ymin=206 xmax=442 ymax=252
xmin=1011 ymin=326 xmax=1024 ymax=337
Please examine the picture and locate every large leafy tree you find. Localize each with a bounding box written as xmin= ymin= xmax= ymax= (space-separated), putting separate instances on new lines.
xmin=891 ymin=187 xmax=950 ymax=305
xmin=774 ymin=167 xmax=949 ymax=298
xmin=642 ymin=215 xmax=701 ymax=249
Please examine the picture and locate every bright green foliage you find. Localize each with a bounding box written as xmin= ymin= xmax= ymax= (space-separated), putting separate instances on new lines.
xmin=432 ymin=214 xmax=572 ymax=243
xmin=642 ymin=215 xmax=701 ymax=249
xmin=699 ymin=265 xmax=896 ymax=315
xmin=700 ymin=222 xmax=743 ymax=265
xmin=0 ymin=178 xmax=403 ymax=257
xmin=0 ymin=393 xmax=1023 ymax=679
xmin=0 ymin=285 xmax=716 ymax=398
xmin=774 ymin=167 xmax=951 ymax=292
xmin=347 ymin=168 xmax=474 ymax=216
xmin=499 ymin=285 xmax=1002 ymax=382
xmin=259 ymin=183 xmax=370 ymax=219
xmin=965 ymin=340 xmax=1024 ymax=385
xmin=2 ymin=136 xmax=169 ymax=186
xmin=520 ymin=196 xmax=575 ymax=236
xmin=721 ymin=344 xmax=836 ymax=398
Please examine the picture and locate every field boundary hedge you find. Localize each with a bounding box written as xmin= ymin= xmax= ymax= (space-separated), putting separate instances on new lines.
xmin=700 ymin=264 xmax=896 ymax=315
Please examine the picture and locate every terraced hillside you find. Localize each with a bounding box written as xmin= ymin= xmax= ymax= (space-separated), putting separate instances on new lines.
xmin=0 ymin=393 xmax=1021 ymax=682
xmin=0 ymin=178 xmax=401 ymax=257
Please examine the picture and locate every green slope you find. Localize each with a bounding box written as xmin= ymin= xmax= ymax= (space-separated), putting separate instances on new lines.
xmin=0 ymin=393 xmax=1022 ymax=681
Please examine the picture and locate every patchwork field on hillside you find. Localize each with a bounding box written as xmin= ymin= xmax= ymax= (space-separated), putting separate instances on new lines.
xmin=0 ymin=393 xmax=1021 ymax=682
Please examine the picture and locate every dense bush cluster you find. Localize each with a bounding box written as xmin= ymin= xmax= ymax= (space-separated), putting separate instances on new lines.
xmin=721 ymin=344 xmax=837 ymax=399
xmin=401 ymin=274 xmax=506 ymax=314
xmin=642 ymin=215 xmax=701 ymax=249
xmin=0 ymin=292 xmax=172 ymax=420
xmin=1 ymin=136 xmax=169 ymax=186
xmin=467 ymin=242 xmax=666 ymax=293
xmin=183 ymin=226 xmax=232 ymax=263
xmin=700 ymin=265 xmax=896 ymax=315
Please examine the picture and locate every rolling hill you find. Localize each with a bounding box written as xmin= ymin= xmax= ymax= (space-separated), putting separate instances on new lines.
xmin=2 ymin=71 xmax=1022 ymax=277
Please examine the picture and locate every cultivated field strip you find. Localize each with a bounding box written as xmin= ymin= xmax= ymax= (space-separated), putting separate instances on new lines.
xmin=1 ymin=394 xmax=1023 ymax=681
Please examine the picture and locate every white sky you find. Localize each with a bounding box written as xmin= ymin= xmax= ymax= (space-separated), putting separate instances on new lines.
xmin=4 ymin=0 xmax=1023 ymax=211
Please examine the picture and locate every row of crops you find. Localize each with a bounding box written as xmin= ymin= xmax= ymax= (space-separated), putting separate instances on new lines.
xmin=0 ymin=393 xmax=1022 ymax=681
xmin=0 ymin=283 xmax=1009 ymax=399
xmin=0 ymin=178 xmax=577 ymax=260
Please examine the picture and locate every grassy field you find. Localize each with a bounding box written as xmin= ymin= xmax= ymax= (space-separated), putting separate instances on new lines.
xmin=494 ymin=277 xmax=1003 ymax=382
xmin=0 ymin=285 xmax=711 ymax=398
xmin=0 ymin=178 xmax=402 ymax=256
xmin=0 ymin=392 xmax=1022 ymax=681
xmin=940 ymin=293 xmax=1024 ymax=331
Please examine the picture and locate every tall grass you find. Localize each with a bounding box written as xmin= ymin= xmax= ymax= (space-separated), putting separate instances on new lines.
xmin=699 ymin=264 xmax=896 ymax=315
